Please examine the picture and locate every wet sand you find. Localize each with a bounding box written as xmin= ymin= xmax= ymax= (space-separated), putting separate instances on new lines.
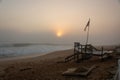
xmin=0 ymin=49 xmax=118 ymax=80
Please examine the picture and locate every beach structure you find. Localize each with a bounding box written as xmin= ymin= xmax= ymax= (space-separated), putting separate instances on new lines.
xmin=65 ymin=19 xmax=112 ymax=62
xmin=65 ymin=42 xmax=112 ymax=62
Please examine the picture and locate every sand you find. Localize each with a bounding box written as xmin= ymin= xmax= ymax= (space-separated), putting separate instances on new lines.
xmin=0 ymin=49 xmax=118 ymax=80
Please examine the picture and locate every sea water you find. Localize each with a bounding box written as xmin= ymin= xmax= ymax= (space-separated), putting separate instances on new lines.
xmin=0 ymin=44 xmax=72 ymax=59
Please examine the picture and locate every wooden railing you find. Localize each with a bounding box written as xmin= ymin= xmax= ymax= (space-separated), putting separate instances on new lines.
xmin=64 ymin=42 xmax=104 ymax=62
xmin=65 ymin=53 xmax=78 ymax=62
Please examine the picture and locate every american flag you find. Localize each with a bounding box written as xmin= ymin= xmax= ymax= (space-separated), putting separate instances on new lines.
xmin=84 ymin=18 xmax=90 ymax=31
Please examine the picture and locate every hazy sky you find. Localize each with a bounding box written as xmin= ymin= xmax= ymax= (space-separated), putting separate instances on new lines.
xmin=0 ymin=0 xmax=120 ymax=45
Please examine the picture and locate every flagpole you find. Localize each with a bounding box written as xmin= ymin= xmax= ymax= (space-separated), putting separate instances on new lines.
xmin=86 ymin=24 xmax=89 ymax=45
xmin=84 ymin=18 xmax=90 ymax=53
xmin=85 ymin=18 xmax=90 ymax=45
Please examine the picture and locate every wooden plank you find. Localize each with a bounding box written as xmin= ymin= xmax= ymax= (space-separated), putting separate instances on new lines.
xmin=77 ymin=65 xmax=96 ymax=76
xmin=62 ymin=68 xmax=77 ymax=74
xmin=62 ymin=65 xmax=96 ymax=76
xmin=65 ymin=53 xmax=81 ymax=62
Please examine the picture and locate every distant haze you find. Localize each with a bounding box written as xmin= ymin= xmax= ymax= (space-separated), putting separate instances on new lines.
xmin=0 ymin=0 xmax=120 ymax=45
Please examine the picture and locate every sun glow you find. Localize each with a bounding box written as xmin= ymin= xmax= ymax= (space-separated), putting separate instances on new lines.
xmin=57 ymin=31 xmax=63 ymax=37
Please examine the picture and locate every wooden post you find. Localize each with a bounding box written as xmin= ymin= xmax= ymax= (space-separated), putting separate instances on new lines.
xmin=74 ymin=42 xmax=77 ymax=61
xmin=74 ymin=42 xmax=76 ymax=60
xmin=81 ymin=45 xmax=83 ymax=53
xmin=101 ymin=47 xmax=104 ymax=61
xmin=85 ymin=45 xmax=87 ymax=53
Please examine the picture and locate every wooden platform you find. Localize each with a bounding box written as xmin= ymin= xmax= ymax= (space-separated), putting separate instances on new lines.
xmin=64 ymin=42 xmax=102 ymax=62
xmin=62 ymin=65 xmax=96 ymax=76
xmin=64 ymin=42 xmax=113 ymax=62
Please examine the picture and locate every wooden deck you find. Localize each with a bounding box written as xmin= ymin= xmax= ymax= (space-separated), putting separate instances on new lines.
xmin=64 ymin=42 xmax=111 ymax=62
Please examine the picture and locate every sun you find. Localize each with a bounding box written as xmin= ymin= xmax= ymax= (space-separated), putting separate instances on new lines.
xmin=57 ymin=32 xmax=62 ymax=37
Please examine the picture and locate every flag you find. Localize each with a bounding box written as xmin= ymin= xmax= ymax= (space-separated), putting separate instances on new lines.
xmin=84 ymin=18 xmax=90 ymax=31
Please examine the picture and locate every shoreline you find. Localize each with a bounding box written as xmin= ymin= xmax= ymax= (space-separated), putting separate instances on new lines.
xmin=0 ymin=49 xmax=72 ymax=62
xmin=0 ymin=44 xmax=72 ymax=61
xmin=0 ymin=52 xmax=48 ymax=62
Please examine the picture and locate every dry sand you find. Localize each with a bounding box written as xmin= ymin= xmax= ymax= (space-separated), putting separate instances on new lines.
xmin=0 ymin=49 xmax=118 ymax=80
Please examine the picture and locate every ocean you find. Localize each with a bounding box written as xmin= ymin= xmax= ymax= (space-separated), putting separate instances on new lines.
xmin=0 ymin=43 xmax=72 ymax=59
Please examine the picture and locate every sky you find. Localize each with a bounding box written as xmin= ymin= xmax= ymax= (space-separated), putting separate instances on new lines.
xmin=0 ymin=0 xmax=120 ymax=45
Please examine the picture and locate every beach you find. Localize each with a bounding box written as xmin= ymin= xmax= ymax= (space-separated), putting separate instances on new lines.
xmin=0 ymin=49 xmax=117 ymax=80
xmin=0 ymin=0 xmax=119 ymax=80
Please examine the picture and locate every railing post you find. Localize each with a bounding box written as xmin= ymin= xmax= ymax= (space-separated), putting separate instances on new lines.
xmin=101 ymin=46 xmax=104 ymax=61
